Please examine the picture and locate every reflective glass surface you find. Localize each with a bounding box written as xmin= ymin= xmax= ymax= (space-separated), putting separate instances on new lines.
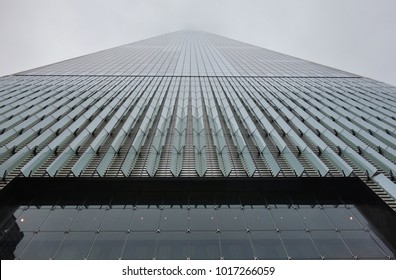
xmin=88 ymin=232 xmax=126 ymax=260
xmin=250 ymin=231 xmax=287 ymax=260
xmin=53 ymin=231 xmax=95 ymax=260
xmin=219 ymin=231 xmax=254 ymax=260
xmin=1 ymin=177 xmax=396 ymax=260
xmin=19 ymin=232 xmax=64 ymax=260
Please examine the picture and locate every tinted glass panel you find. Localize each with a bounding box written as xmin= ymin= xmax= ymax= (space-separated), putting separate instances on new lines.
xmin=40 ymin=208 xmax=78 ymax=231
xmin=188 ymin=208 xmax=217 ymax=231
xmin=130 ymin=209 xmax=160 ymax=231
xmin=280 ymin=231 xmax=320 ymax=259
xmin=250 ymin=231 xmax=287 ymax=260
xmin=70 ymin=208 xmax=106 ymax=231
xmin=15 ymin=208 xmax=51 ymax=231
xmin=368 ymin=230 xmax=396 ymax=258
xmin=324 ymin=207 xmax=362 ymax=230
xmin=88 ymin=232 xmax=126 ymax=260
xmin=310 ymin=231 xmax=353 ymax=259
xmin=186 ymin=231 xmax=220 ymax=260
xmin=156 ymin=231 xmax=189 ymax=259
xmin=159 ymin=209 xmax=188 ymax=231
xmin=19 ymin=232 xmax=64 ymax=260
xmin=219 ymin=231 xmax=254 ymax=260
xmin=53 ymin=231 xmax=95 ymax=260
xmin=244 ymin=208 xmax=275 ymax=230
xmin=341 ymin=231 xmax=387 ymax=259
xmin=100 ymin=209 xmax=133 ymax=231
xmin=122 ymin=232 xmax=157 ymax=260
xmin=271 ymin=209 xmax=305 ymax=230
xmin=298 ymin=208 xmax=334 ymax=230
xmin=217 ymin=208 xmax=246 ymax=230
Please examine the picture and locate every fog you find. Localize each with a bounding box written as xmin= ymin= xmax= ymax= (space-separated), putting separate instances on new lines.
xmin=1 ymin=0 xmax=395 ymax=85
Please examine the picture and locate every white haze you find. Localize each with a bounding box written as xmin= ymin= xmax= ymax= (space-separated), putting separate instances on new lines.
xmin=0 ymin=0 xmax=395 ymax=86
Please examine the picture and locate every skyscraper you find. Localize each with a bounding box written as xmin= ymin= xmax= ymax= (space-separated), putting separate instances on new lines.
xmin=0 ymin=31 xmax=396 ymax=260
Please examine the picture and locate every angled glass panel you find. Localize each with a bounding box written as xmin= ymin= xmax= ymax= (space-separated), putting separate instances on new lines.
xmin=88 ymin=232 xmax=126 ymax=260
xmin=69 ymin=208 xmax=106 ymax=232
xmin=122 ymin=231 xmax=157 ymax=260
xmin=280 ymin=231 xmax=321 ymax=260
xmin=298 ymin=208 xmax=334 ymax=230
xmin=53 ymin=231 xmax=95 ymax=260
xmin=244 ymin=208 xmax=275 ymax=230
xmin=219 ymin=231 xmax=254 ymax=260
xmin=341 ymin=231 xmax=387 ymax=259
xmin=39 ymin=208 xmax=78 ymax=232
xmin=130 ymin=209 xmax=161 ymax=231
xmin=100 ymin=209 xmax=134 ymax=231
xmin=324 ymin=207 xmax=363 ymax=230
xmin=271 ymin=208 xmax=305 ymax=230
xmin=250 ymin=231 xmax=287 ymax=260
xmin=186 ymin=231 xmax=221 ymax=260
xmin=19 ymin=232 xmax=64 ymax=260
xmin=159 ymin=208 xmax=188 ymax=231
xmin=188 ymin=208 xmax=218 ymax=231
xmin=310 ymin=231 xmax=353 ymax=259
xmin=216 ymin=208 xmax=246 ymax=231
xmin=15 ymin=208 xmax=51 ymax=232
xmin=156 ymin=231 xmax=189 ymax=260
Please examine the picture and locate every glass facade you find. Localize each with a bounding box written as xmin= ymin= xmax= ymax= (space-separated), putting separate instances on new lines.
xmin=1 ymin=177 xmax=396 ymax=260
xmin=1 ymin=31 xmax=396 ymax=259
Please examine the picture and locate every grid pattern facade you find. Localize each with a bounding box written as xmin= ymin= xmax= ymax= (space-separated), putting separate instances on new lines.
xmin=2 ymin=185 xmax=394 ymax=260
xmin=1 ymin=31 xmax=396 ymax=209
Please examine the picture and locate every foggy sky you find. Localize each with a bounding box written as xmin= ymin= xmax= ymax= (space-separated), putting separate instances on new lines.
xmin=1 ymin=0 xmax=395 ymax=86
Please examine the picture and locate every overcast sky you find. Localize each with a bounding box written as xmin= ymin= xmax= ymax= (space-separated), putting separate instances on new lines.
xmin=0 ymin=0 xmax=395 ymax=86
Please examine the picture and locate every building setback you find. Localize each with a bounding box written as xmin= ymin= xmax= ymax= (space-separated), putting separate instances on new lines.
xmin=0 ymin=31 xmax=396 ymax=260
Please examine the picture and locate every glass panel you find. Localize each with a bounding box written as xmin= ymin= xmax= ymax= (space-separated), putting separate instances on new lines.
xmin=53 ymin=231 xmax=95 ymax=260
xmin=40 ymin=209 xmax=78 ymax=231
xmin=310 ymin=231 xmax=353 ymax=259
xmin=156 ymin=231 xmax=189 ymax=260
xmin=324 ymin=207 xmax=362 ymax=230
xmin=349 ymin=207 xmax=372 ymax=229
xmin=0 ymin=231 xmax=34 ymax=259
xmin=88 ymin=232 xmax=126 ymax=260
xmin=159 ymin=209 xmax=188 ymax=231
xmin=70 ymin=208 xmax=106 ymax=231
xmin=369 ymin=230 xmax=396 ymax=259
xmin=19 ymin=232 xmax=64 ymax=260
xmin=122 ymin=232 xmax=157 ymax=260
xmin=217 ymin=208 xmax=246 ymax=230
xmin=244 ymin=208 xmax=275 ymax=230
xmin=280 ymin=231 xmax=321 ymax=259
xmin=250 ymin=231 xmax=287 ymax=260
xmin=15 ymin=208 xmax=51 ymax=231
xmin=219 ymin=231 xmax=254 ymax=260
xmin=130 ymin=209 xmax=160 ymax=231
xmin=100 ymin=209 xmax=133 ymax=231
xmin=271 ymin=208 xmax=305 ymax=230
xmin=186 ymin=231 xmax=220 ymax=260
xmin=341 ymin=231 xmax=387 ymax=259
xmin=298 ymin=208 xmax=334 ymax=230
xmin=188 ymin=208 xmax=217 ymax=231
